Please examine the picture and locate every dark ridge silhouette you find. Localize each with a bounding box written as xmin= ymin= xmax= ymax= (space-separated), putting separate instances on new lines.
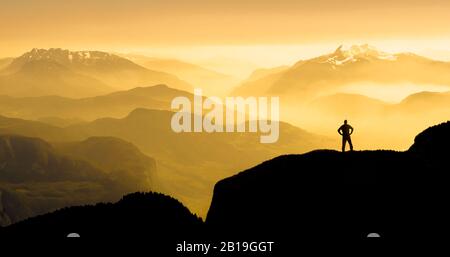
xmin=409 ymin=121 xmax=450 ymax=160
xmin=0 ymin=192 xmax=203 ymax=247
xmin=206 ymin=121 xmax=450 ymax=245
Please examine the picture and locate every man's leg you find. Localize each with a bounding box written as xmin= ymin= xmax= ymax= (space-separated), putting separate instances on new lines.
xmin=342 ymin=137 xmax=346 ymax=152
xmin=348 ymin=137 xmax=353 ymax=151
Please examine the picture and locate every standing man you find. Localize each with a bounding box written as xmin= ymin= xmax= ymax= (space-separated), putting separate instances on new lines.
xmin=338 ymin=120 xmax=354 ymax=152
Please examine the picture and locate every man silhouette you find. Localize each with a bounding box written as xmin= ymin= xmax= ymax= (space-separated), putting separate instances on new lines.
xmin=338 ymin=120 xmax=354 ymax=152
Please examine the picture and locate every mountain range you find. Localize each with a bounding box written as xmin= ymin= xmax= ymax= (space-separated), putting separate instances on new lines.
xmin=4 ymin=80 xmax=449 ymax=214
xmin=0 ymin=44 xmax=449 ymax=244
xmin=0 ymin=105 xmax=330 ymax=217
xmin=64 ymin=108 xmax=332 ymax=216
xmin=122 ymin=54 xmax=239 ymax=96
xmin=0 ymin=84 xmax=192 ymax=122
xmin=0 ymin=48 xmax=192 ymax=97
xmin=233 ymin=44 xmax=450 ymax=100
xmin=310 ymin=90 xmax=450 ymax=117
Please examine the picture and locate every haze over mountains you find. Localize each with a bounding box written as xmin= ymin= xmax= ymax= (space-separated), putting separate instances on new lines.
xmin=310 ymin=91 xmax=450 ymax=118
xmin=0 ymin=44 xmax=448 ymax=147
xmin=234 ymin=44 xmax=450 ymax=100
xmin=195 ymin=56 xmax=261 ymax=80
xmin=0 ymin=58 xmax=13 ymax=70
xmin=1 ymin=105 xmax=331 ymax=216
xmin=0 ymin=84 xmax=192 ymax=122
xmin=243 ymin=65 xmax=289 ymax=83
xmin=122 ymin=54 xmax=239 ymax=96
xmin=228 ymin=44 xmax=450 ymax=150
xmin=1 ymin=44 xmax=450 ymax=227
xmin=302 ymin=90 xmax=450 ymax=150
xmin=0 ymin=134 xmax=156 ymax=226
xmin=2 ymin=0 xmax=450 ymax=246
xmin=0 ymin=48 xmax=192 ymax=97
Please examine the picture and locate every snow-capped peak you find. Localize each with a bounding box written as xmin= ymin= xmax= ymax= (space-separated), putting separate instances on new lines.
xmin=321 ymin=44 xmax=397 ymax=66
xmin=18 ymin=48 xmax=118 ymax=64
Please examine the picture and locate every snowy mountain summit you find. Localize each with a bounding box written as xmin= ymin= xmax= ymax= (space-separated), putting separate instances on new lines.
xmin=320 ymin=44 xmax=397 ymax=66
xmin=15 ymin=48 xmax=119 ymax=67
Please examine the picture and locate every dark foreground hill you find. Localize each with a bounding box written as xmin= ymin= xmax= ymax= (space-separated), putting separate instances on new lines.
xmin=0 ymin=192 xmax=204 ymax=255
xmin=0 ymin=192 xmax=202 ymax=239
xmin=206 ymin=121 xmax=450 ymax=244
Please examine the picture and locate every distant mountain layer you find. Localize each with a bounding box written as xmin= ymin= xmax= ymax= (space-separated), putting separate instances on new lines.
xmin=206 ymin=121 xmax=450 ymax=243
xmin=233 ymin=44 xmax=450 ymax=99
xmin=0 ymin=58 xmax=13 ymax=70
xmin=243 ymin=65 xmax=289 ymax=83
xmin=123 ymin=55 xmax=239 ymax=95
xmin=1 ymin=107 xmax=331 ymax=217
xmin=309 ymin=91 xmax=450 ymax=118
xmin=64 ymin=108 xmax=330 ymax=166
xmin=0 ymin=106 xmax=330 ymax=168
xmin=141 ymin=58 xmax=232 ymax=80
xmin=0 ymin=48 xmax=192 ymax=97
xmin=0 ymin=84 xmax=192 ymax=121
xmin=0 ymin=134 xmax=156 ymax=226
xmin=0 ymin=115 xmax=72 ymax=141
xmin=55 ymin=136 xmax=156 ymax=191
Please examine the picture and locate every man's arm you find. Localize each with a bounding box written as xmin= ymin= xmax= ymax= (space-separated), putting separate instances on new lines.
xmin=338 ymin=126 xmax=343 ymax=135
xmin=349 ymin=126 xmax=354 ymax=135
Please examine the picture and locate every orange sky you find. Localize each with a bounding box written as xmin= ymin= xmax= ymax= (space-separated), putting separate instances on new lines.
xmin=1 ymin=0 xmax=450 ymax=62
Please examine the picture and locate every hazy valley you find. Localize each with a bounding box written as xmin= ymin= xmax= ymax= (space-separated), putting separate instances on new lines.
xmin=1 ymin=45 xmax=450 ymax=225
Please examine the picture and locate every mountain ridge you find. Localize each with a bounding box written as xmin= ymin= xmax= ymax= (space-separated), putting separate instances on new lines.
xmin=1 ymin=106 xmax=330 ymax=217
xmin=0 ymin=48 xmax=193 ymax=97
xmin=206 ymin=121 xmax=450 ymax=243
xmin=233 ymin=44 xmax=450 ymax=99
xmin=119 ymin=54 xmax=240 ymax=96
xmin=0 ymin=84 xmax=192 ymax=121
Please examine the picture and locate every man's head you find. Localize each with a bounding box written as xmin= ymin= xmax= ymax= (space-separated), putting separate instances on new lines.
xmin=344 ymin=120 xmax=348 ymax=124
